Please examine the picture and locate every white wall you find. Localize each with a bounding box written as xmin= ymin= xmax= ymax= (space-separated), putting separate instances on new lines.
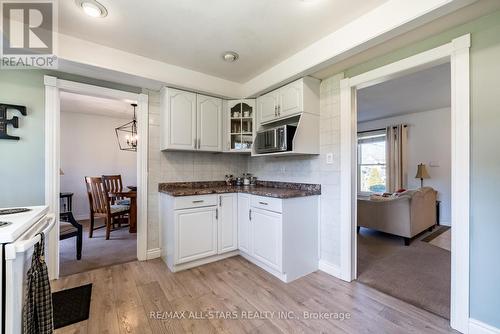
xmin=248 ymin=74 xmax=343 ymax=268
xmin=358 ymin=108 xmax=451 ymax=225
xmin=60 ymin=112 xmax=137 ymax=220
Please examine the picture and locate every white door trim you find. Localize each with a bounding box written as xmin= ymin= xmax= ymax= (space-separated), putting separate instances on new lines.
xmin=339 ymin=34 xmax=470 ymax=333
xmin=44 ymin=76 xmax=149 ymax=279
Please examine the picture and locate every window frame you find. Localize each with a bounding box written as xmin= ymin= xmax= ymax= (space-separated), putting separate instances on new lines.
xmin=357 ymin=129 xmax=387 ymax=195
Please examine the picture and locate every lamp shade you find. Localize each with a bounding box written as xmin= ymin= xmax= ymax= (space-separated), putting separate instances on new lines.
xmin=415 ymin=163 xmax=430 ymax=179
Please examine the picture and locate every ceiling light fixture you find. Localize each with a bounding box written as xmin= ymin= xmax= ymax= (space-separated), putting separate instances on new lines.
xmin=222 ymin=51 xmax=239 ymax=63
xmin=76 ymin=0 xmax=108 ymax=18
xmin=115 ymin=103 xmax=138 ymax=152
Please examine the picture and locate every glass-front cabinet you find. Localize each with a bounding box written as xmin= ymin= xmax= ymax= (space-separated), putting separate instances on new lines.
xmin=225 ymin=99 xmax=255 ymax=152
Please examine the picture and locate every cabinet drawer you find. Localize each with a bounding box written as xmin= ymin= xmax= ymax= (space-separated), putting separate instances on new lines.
xmin=251 ymin=195 xmax=282 ymax=213
xmin=174 ymin=195 xmax=217 ymax=210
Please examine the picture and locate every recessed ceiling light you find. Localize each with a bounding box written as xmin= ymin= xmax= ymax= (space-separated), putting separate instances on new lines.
xmin=222 ymin=51 xmax=239 ymax=63
xmin=76 ymin=0 xmax=108 ymax=18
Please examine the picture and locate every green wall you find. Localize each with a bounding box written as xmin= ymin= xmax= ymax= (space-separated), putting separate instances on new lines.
xmin=0 ymin=69 xmax=140 ymax=207
xmin=345 ymin=10 xmax=500 ymax=328
xmin=0 ymin=70 xmax=46 ymax=207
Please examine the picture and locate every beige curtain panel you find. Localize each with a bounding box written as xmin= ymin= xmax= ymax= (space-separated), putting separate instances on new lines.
xmin=386 ymin=124 xmax=408 ymax=192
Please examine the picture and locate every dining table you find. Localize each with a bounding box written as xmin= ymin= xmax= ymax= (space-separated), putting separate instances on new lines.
xmin=110 ymin=187 xmax=137 ymax=233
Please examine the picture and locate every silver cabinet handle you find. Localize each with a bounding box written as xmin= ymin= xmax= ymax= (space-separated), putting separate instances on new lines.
xmin=258 ymin=201 xmax=268 ymax=205
xmin=278 ymin=105 xmax=281 ymax=116
xmin=192 ymin=200 xmax=204 ymax=203
xmin=216 ymin=208 xmax=218 ymax=220
xmin=198 ymin=138 xmax=201 ymax=149
xmin=274 ymin=106 xmax=277 ymax=117
xmin=249 ymin=209 xmax=252 ymax=221
xmin=219 ymin=196 xmax=222 ymax=206
xmin=194 ymin=138 xmax=196 ymax=149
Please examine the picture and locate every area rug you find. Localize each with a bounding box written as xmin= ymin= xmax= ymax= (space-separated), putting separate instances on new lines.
xmin=357 ymin=229 xmax=451 ymax=319
xmin=421 ymin=225 xmax=451 ymax=243
xmin=52 ymin=284 xmax=92 ymax=329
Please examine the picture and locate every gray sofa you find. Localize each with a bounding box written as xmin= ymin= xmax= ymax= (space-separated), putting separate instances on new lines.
xmin=357 ymin=187 xmax=437 ymax=245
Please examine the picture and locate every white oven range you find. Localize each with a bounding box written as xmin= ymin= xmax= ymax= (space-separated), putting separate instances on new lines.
xmin=0 ymin=206 xmax=54 ymax=334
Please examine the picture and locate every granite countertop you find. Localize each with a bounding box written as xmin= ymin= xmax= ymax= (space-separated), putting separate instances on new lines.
xmin=158 ymin=181 xmax=321 ymax=199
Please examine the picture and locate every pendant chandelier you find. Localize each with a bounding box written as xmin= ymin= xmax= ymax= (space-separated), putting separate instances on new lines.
xmin=115 ymin=103 xmax=138 ymax=152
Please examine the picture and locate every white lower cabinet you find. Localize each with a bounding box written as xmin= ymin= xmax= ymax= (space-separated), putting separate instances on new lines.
xmin=161 ymin=192 xmax=318 ymax=282
xmin=237 ymin=194 xmax=252 ymax=254
xmin=250 ymin=208 xmax=282 ymax=272
xmin=218 ymin=193 xmax=238 ymax=253
xmin=175 ymin=207 xmax=217 ymax=264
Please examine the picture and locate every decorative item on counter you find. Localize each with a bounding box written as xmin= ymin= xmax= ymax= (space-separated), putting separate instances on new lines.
xmin=235 ymin=177 xmax=243 ymax=186
xmin=224 ymin=174 xmax=234 ymax=186
xmin=249 ymin=176 xmax=257 ymax=186
xmin=0 ymin=103 xmax=27 ymax=140
xmin=242 ymin=173 xmax=252 ymax=186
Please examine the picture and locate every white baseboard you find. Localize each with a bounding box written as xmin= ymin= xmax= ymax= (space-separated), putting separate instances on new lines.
xmin=469 ymin=319 xmax=500 ymax=334
xmin=318 ymin=260 xmax=342 ymax=279
xmin=146 ymin=248 xmax=161 ymax=260
xmin=439 ymin=221 xmax=451 ymax=227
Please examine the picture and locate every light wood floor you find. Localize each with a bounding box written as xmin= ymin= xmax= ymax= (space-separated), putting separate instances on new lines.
xmin=52 ymin=256 xmax=457 ymax=334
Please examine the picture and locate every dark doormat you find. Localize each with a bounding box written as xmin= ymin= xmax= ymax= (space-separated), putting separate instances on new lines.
xmin=421 ymin=226 xmax=451 ymax=243
xmin=52 ymin=284 xmax=92 ymax=329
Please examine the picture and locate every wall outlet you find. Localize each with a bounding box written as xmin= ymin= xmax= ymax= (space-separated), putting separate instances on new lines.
xmin=326 ymin=153 xmax=334 ymax=164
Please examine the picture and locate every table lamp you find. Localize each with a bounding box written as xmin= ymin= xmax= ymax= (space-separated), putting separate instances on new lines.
xmin=415 ymin=163 xmax=430 ymax=188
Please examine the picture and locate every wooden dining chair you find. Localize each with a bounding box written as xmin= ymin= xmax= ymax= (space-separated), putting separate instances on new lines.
xmin=102 ymin=175 xmax=130 ymax=206
xmin=84 ymin=176 xmax=130 ymax=240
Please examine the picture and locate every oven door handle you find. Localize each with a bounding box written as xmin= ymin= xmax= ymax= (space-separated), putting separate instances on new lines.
xmin=4 ymin=214 xmax=56 ymax=260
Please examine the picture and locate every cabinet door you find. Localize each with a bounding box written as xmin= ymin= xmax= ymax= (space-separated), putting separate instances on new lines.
xmin=175 ymin=207 xmax=217 ymax=264
xmin=218 ymin=194 xmax=237 ymax=253
xmin=238 ymin=194 xmax=252 ymax=254
xmin=251 ymin=208 xmax=282 ymax=271
xmin=165 ymin=88 xmax=197 ymax=150
xmin=197 ymin=94 xmax=222 ymax=151
xmin=257 ymin=92 xmax=278 ymax=124
xmin=278 ymin=80 xmax=303 ymax=118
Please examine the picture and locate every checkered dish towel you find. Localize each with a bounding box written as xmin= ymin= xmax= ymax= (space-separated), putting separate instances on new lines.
xmin=23 ymin=233 xmax=54 ymax=334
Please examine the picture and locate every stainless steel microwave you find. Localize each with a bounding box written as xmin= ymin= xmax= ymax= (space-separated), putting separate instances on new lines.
xmin=255 ymin=125 xmax=297 ymax=154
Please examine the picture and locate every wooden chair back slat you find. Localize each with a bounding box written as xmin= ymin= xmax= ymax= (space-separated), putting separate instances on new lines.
xmin=84 ymin=176 xmax=109 ymax=214
xmin=102 ymin=175 xmax=125 ymax=203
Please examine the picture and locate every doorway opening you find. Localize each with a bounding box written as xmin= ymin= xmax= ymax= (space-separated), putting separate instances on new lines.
xmin=44 ymin=77 xmax=149 ymax=279
xmin=58 ymin=91 xmax=139 ymax=276
xmin=355 ymin=62 xmax=452 ymax=319
xmin=339 ymin=34 xmax=470 ymax=332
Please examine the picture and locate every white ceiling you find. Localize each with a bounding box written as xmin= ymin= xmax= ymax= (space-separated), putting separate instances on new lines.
xmin=59 ymin=0 xmax=389 ymax=83
xmin=357 ymin=63 xmax=451 ymax=122
xmin=60 ymin=91 xmax=135 ymax=119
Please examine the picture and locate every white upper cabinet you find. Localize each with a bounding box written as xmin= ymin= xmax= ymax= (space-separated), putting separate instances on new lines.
xmin=256 ymin=77 xmax=319 ymax=126
xmin=257 ymin=92 xmax=279 ymax=124
xmin=197 ymin=94 xmax=222 ymax=151
xmin=278 ymin=79 xmax=303 ymax=118
xmin=161 ymin=88 xmax=197 ymax=150
xmin=225 ymin=99 xmax=255 ymax=153
xmin=160 ymin=87 xmax=222 ymax=152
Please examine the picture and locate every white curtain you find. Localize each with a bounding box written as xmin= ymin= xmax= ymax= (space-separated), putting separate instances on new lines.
xmin=386 ymin=124 xmax=408 ymax=192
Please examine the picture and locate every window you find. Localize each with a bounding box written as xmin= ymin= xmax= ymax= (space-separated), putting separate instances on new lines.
xmin=358 ymin=130 xmax=387 ymax=193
